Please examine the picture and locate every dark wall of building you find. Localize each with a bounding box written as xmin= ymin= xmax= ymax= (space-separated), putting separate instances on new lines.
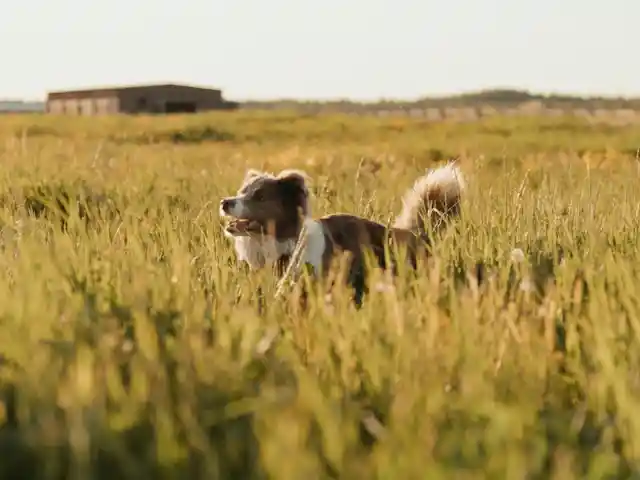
xmin=117 ymin=85 xmax=229 ymax=114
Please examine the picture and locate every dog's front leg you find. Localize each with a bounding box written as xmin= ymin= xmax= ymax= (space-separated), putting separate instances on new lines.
xmin=288 ymin=262 xmax=317 ymax=315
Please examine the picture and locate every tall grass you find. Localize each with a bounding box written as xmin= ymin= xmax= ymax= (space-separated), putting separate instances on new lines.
xmin=0 ymin=112 xmax=638 ymax=479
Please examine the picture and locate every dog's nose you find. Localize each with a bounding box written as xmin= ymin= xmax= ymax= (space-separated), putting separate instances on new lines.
xmin=220 ymin=198 xmax=235 ymax=213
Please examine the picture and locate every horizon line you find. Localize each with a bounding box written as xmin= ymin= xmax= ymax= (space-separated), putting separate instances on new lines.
xmin=3 ymin=86 xmax=640 ymax=104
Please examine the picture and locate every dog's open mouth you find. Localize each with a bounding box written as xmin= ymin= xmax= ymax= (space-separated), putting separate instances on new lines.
xmin=224 ymin=218 xmax=264 ymax=236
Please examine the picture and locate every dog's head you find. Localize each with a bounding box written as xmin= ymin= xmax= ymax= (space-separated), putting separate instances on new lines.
xmin=220 ymin=168 xmax=310 ymax=239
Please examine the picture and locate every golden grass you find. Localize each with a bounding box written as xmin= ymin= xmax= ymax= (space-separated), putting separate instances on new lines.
xmin=0 ymin=111 xmax=639 ymax=479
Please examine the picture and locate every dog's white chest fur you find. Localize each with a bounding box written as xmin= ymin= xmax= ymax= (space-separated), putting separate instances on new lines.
xmin=228 ymin=218 xmax=326 ymax=275
xmin=230 ymin=235 xmax=296 ymax=270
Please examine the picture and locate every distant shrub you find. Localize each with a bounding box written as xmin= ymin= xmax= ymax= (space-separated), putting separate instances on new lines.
xmin=111 ymin=126 xmax=235 ymax=145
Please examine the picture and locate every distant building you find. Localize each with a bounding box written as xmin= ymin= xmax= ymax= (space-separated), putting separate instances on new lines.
xmin=0 ymin=100 xmax=46 ymax=113
xmin=46 ymin=83 xmax=239 ymax=115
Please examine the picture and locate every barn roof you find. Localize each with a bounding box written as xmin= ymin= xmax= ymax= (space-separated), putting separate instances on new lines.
xmin=47 ymin=83 xmax=222 ymax=100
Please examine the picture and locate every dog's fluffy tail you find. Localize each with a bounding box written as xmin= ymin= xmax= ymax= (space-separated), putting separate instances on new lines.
xmin=393 ymin=162 xmax=465 ymax=236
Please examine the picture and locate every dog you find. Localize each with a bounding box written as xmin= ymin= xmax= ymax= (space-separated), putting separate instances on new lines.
xmin=220 ymin=163 xmax=465 ymax=306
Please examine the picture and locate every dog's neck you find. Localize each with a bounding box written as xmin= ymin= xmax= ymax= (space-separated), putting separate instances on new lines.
xmin=272 ymin=214 xmax=306 ymax=241
xmin=230 ymin=215 xmax=309 ymax=271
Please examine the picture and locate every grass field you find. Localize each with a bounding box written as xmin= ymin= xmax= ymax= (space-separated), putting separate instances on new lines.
xmin=0 ymin=111 xmax=639 ymax=479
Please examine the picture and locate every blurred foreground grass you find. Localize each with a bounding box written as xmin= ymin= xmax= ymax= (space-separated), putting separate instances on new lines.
xmin=0 ymin=112 xmax=639 ymax=479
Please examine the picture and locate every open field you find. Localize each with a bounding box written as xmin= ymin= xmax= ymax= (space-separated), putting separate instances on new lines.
xmin=0 ymin=111 xmax=639 ymax=479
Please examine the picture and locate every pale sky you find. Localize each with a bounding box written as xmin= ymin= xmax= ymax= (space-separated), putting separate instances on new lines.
xmin=2 ymin=0 xmax=637 ymax=101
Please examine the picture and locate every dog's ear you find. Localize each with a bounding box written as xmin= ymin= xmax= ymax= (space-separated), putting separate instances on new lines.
xmin=243 ymin=169 xmax=264 ymax=183
xmin=277 ymin=169 xmax=310 ymax=215
xmin=277 ymin=169 xmax=310 ymax=194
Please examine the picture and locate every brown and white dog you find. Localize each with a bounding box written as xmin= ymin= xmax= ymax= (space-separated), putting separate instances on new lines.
xmin=219 ymin=163 xmax=465 ymax=306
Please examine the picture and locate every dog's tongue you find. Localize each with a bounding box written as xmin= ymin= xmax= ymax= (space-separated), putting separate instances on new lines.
xmin=225 ymin=219 xmax=262 ymax=235
xmin=225 ymin=219 xmax=249 ymax=234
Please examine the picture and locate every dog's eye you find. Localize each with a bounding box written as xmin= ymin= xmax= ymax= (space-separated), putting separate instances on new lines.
xmin=252 ymin=191 xmax=263 ymax=201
